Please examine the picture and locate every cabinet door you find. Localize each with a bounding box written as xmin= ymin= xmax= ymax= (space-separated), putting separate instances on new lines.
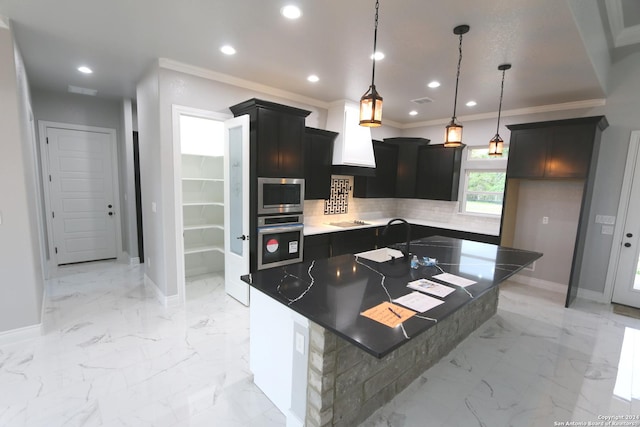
xmin=415 ymin=144 xmax=463 ymax=201
xmin=545 ymin=124 xmax=593 ymax=178
xmin=506 ymin=128 xmax=548 ymax=178
xmin=256 ymin=108 xmax=305 ymax=178
xmin=331 ymin=228 xmax=378 ymax=256
xmin=353 ymin=141 xmax=398 ymax=198
xmin=304 ymin=128 xmax=336 ymax=199
xmin=304 ymin=234 xmax=331 ymax=261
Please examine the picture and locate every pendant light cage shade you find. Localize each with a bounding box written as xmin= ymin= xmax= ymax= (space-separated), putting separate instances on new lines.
xmin=488 ymin=134 xmax=504 ymax=156
xmin=444 ymin=120 xmax=463 ymax=147
xmin=360 ymin=0 xmax=383 ymax=127
xmin=445 ymin=24 xmax=469 ymax=147
xmin=360 ymin=85 xmax=383 ymax=127
xmin=488 ymin=63 xmax=511 ymax=157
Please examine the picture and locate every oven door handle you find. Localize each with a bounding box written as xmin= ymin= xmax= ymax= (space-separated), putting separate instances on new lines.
xmin=258 ymin=224 xmax=304 ymax=234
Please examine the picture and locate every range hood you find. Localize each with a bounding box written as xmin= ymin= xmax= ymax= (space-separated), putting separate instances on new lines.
xmin=326 ymin=100 xmax=377 ymax=177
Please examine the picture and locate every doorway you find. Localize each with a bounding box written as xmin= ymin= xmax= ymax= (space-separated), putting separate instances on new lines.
xmin=40 ymin=122 xmax=121 ymax=267
xmin=172 ymin=106 xmax=230 ymax=301
xmin=609 ymin=131 xmax=640 ymax=309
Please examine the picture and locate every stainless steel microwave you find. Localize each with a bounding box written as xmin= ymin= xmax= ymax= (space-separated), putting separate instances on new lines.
xmin=257 ymin=177 xmax=304 ymax=215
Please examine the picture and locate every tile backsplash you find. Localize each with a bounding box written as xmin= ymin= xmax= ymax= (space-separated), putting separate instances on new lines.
xmin=304 ymin=175 xmax=500 ymax=234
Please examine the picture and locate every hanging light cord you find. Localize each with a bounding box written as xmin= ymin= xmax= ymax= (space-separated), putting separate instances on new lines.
xmin=495 ymin=68 xmax=506 ymax=135
xmin=370 ymin=0 xmax=380 ymax=87
xmin=451 ymin=31 xmax=463 ymax=120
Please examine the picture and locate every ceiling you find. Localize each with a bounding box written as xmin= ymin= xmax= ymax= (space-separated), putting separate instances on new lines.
xmin=0 ymin=0 xmax=639 ymax=125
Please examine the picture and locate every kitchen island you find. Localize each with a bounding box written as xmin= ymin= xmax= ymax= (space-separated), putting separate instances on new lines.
xmin=244 ymin=236 xmax=541 ymax=427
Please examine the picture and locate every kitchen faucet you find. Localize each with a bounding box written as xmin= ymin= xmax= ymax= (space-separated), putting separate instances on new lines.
xmin=382 ymin=218 xmax=411 ymax=259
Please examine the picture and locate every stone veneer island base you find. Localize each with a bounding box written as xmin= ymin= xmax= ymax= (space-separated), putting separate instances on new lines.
xmin=305 ymin=286 xmax=498 ymax=427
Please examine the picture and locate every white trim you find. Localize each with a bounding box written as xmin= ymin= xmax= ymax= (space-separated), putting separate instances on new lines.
xmin=577 ymin=287 xmax=607 ymax=303
xmin=604 ymin=131 xmax=640 ymax=303
xmin=171 ymin=105 xmax=231 ymax=305
xmin=0 ymin=323 xmax=42 ymax=347
xmin=605 ymin=0 xmax=640 ymax=48
xmin=509 ymin=274 xmax=567 ymax=294
xmin=144 ymin=273 xmax=180 ymax=307
xmin=38 ymin=121 xmax=123 ymax=274
xmin=402 ymin=99 xmax=607 ymax=129
xmin=0 ymin=15 xmax=9 ymax=29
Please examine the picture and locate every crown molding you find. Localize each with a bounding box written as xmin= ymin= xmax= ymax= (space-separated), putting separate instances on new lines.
xmin=401 ymin=99 xmax=606 ymax=129
xmin=0 ymin=15 xmax=10 ymax=30
xmin=606 ymin=0 xmax=640 ymax=48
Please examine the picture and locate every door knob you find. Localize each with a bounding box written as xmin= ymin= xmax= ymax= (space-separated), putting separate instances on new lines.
xmin=626 ymin=233 xmax=633 ymax=238
xmin=624 ymin=242 xmax=631 ymax=248
xmin=236 ymin=235 xmax=248 ymax=240
xmin=108 ymin=204 xmax=113 ymax=208
xmin=108 ymin=212 xmax=114 ymax=216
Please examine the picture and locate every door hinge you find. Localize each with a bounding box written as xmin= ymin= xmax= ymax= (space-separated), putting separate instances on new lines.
xmin=52 ymin=211 xmax=55 ymax=218
xmin=55 ymin=247 xmax=58 ymax=254
xmin=49 ymin=175 xmax=51 ymax=182
xmin=46 ymin=137 xmax=49 ymax=145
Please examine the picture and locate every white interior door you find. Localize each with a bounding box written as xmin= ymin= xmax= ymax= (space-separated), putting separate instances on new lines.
xmin=224 ymin=115 xmax=250 ymax=305
xmin=612 ymin=131 xmax=640 ymax=308
xmin=46 ymin=127 xmax=118 ymax=265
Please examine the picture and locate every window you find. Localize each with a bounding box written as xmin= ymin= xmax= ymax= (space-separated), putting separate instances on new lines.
xmin=461 ymin=146 xmax=508 ymax=216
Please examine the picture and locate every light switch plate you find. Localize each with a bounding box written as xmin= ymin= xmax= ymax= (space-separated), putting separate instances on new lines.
xmin=602 ymin=225 xmax=614 ymax=235
xmin=595 ymin=215 xmax=616 ymax=225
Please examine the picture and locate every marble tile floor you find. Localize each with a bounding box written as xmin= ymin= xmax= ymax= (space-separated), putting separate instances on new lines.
xmin=1 ymin=261 xmax=639 ymax=426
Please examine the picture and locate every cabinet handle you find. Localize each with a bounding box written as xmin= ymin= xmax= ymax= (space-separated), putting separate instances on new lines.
xmin=108 ymin=212 xmax=114 ymax=216
xmin=626 ymin=233 xmax=633 ymax=238
xmin=624 ymin=242 xmax=631 ymax=248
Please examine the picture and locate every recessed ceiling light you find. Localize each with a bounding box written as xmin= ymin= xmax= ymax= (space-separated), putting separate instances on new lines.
xmin=281 ymin=5 xmax=302 ymax=19
xmin=427 ymin=81 xmax=440 ymax=88
xmin=77 ymin=66 xmax=93 ymax=74
xmin=409 ymin=111 xmax=418 ymax=116
xmin=370 ymin=51 xmax=385 ymax=61
xmin=466 ymin=100 xmax=477 ymax=107
xmin=220 ymin=45 xmax=236 ymax=55
xmin=307 ymin=75 xmax=319 ymax=83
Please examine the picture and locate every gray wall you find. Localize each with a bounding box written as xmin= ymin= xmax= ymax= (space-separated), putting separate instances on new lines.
xmin=0 ymin=24 xmax=44 ymax=333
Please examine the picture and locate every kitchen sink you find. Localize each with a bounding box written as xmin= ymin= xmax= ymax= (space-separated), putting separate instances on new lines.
xmin=354 ymin=247 xmax=404 ymax=263
xmin=328 ymin=220 xmax=370 ymax=228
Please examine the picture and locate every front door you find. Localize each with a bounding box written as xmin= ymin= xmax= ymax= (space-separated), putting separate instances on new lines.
xmin=46 ymin=127 xmax=118 ymax=265
xmin=224 ymin=115 xmax=250 ymax=305
xmin=612 ymin=131 xmax=640 ymax=308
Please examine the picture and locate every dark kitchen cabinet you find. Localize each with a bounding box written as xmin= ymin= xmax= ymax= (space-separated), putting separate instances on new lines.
xmin=415 ymin=144 xmax=464 ymax=201
xmin=506 ymin=118 xmax=601 ymax=179
xmin=331 ymin=228 xmax=378 ymax=257
xmin=304 ymin=127 xmax=337 ymax=200
xmin=304 ymin=234 xmax=331 ymax=261
xmin=502 ymin=116 xmax=609 ymax=308
xmin=229 ymin=98 xmax=311 ymax=178
xmin=384 ymin=137 xmax=430 ymax=198
xmin=353 ymin=140 xmax=399 ymax=198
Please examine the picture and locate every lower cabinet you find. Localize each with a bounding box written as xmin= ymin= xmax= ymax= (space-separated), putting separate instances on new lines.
xmin=303 ymin=225 xmax=498 ymax=262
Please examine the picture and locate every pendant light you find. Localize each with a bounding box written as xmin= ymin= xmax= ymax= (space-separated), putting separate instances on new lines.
xmin=359 ymin=0 xmax=383 ymax=127
xmin=488 ymin=64 xmax=512 ymax=156
xmin=444 ymin=24 xmax=470 ymax=147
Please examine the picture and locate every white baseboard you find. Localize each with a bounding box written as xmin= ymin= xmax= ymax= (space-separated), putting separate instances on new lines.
xmin=0 ymin=323 xmax=42 ymax=347
xmin=509 ymin=274 xmax=567 ymax=294
xmin=144 ymin=274 xmax=181 ymax=307
xmin=510 ymin=274 xmax=607 ymax=303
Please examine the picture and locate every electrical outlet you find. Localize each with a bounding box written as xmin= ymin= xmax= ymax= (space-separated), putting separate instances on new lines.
xmin=542 ymin=216 xmax=549 ymax=225
xmin=0 ymin=211 xmax=2 ymax=225
xmin=151 ymin=202 xmax=157 ymax=213
xmin=602 ymin=225 xmax=614 ymax=235
xmin=295 ymin=332 xmax=305 ymax=354
xmin=147 ymin=257 xmax=151 ymax=267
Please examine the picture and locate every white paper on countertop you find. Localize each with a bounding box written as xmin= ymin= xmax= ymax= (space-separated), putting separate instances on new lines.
xmin=432 ymin=272 xmax=477 ymax=288
xmin=392 ymin=291 xmax=444 ymax=313
xmin=407 ymin=279 xmax=456 ymax=298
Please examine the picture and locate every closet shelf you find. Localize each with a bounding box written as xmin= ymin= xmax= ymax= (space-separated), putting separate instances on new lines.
xmin=184 ymin=244 xmax=224 ymax=255
xmin=182 ymin=202 xmax=224 ymax=207
xmin=182 ymin=177 xmax=224 ymax=182
xmin=183 ymin=224 xmax=224 ymax=231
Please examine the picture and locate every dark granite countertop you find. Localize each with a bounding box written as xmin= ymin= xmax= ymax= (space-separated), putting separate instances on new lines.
xmin=244 ymin=236 xmax=542 ymax=358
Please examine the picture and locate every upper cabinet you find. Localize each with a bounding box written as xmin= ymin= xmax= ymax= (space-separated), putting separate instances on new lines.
xmin=384 ymin=137 xmax=430 ymax=198
xmin=229 ymin=98 xmax=311 ymax=178
xmin=415 ymin=144 xmax=464 ymax=201
xmin=353 ymin=140 xmax=399 ymax=198
xmin=506 ymin=117 xmax=608 ymax=179
xmin=304 ymin=127 xmax=337 ymax=200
